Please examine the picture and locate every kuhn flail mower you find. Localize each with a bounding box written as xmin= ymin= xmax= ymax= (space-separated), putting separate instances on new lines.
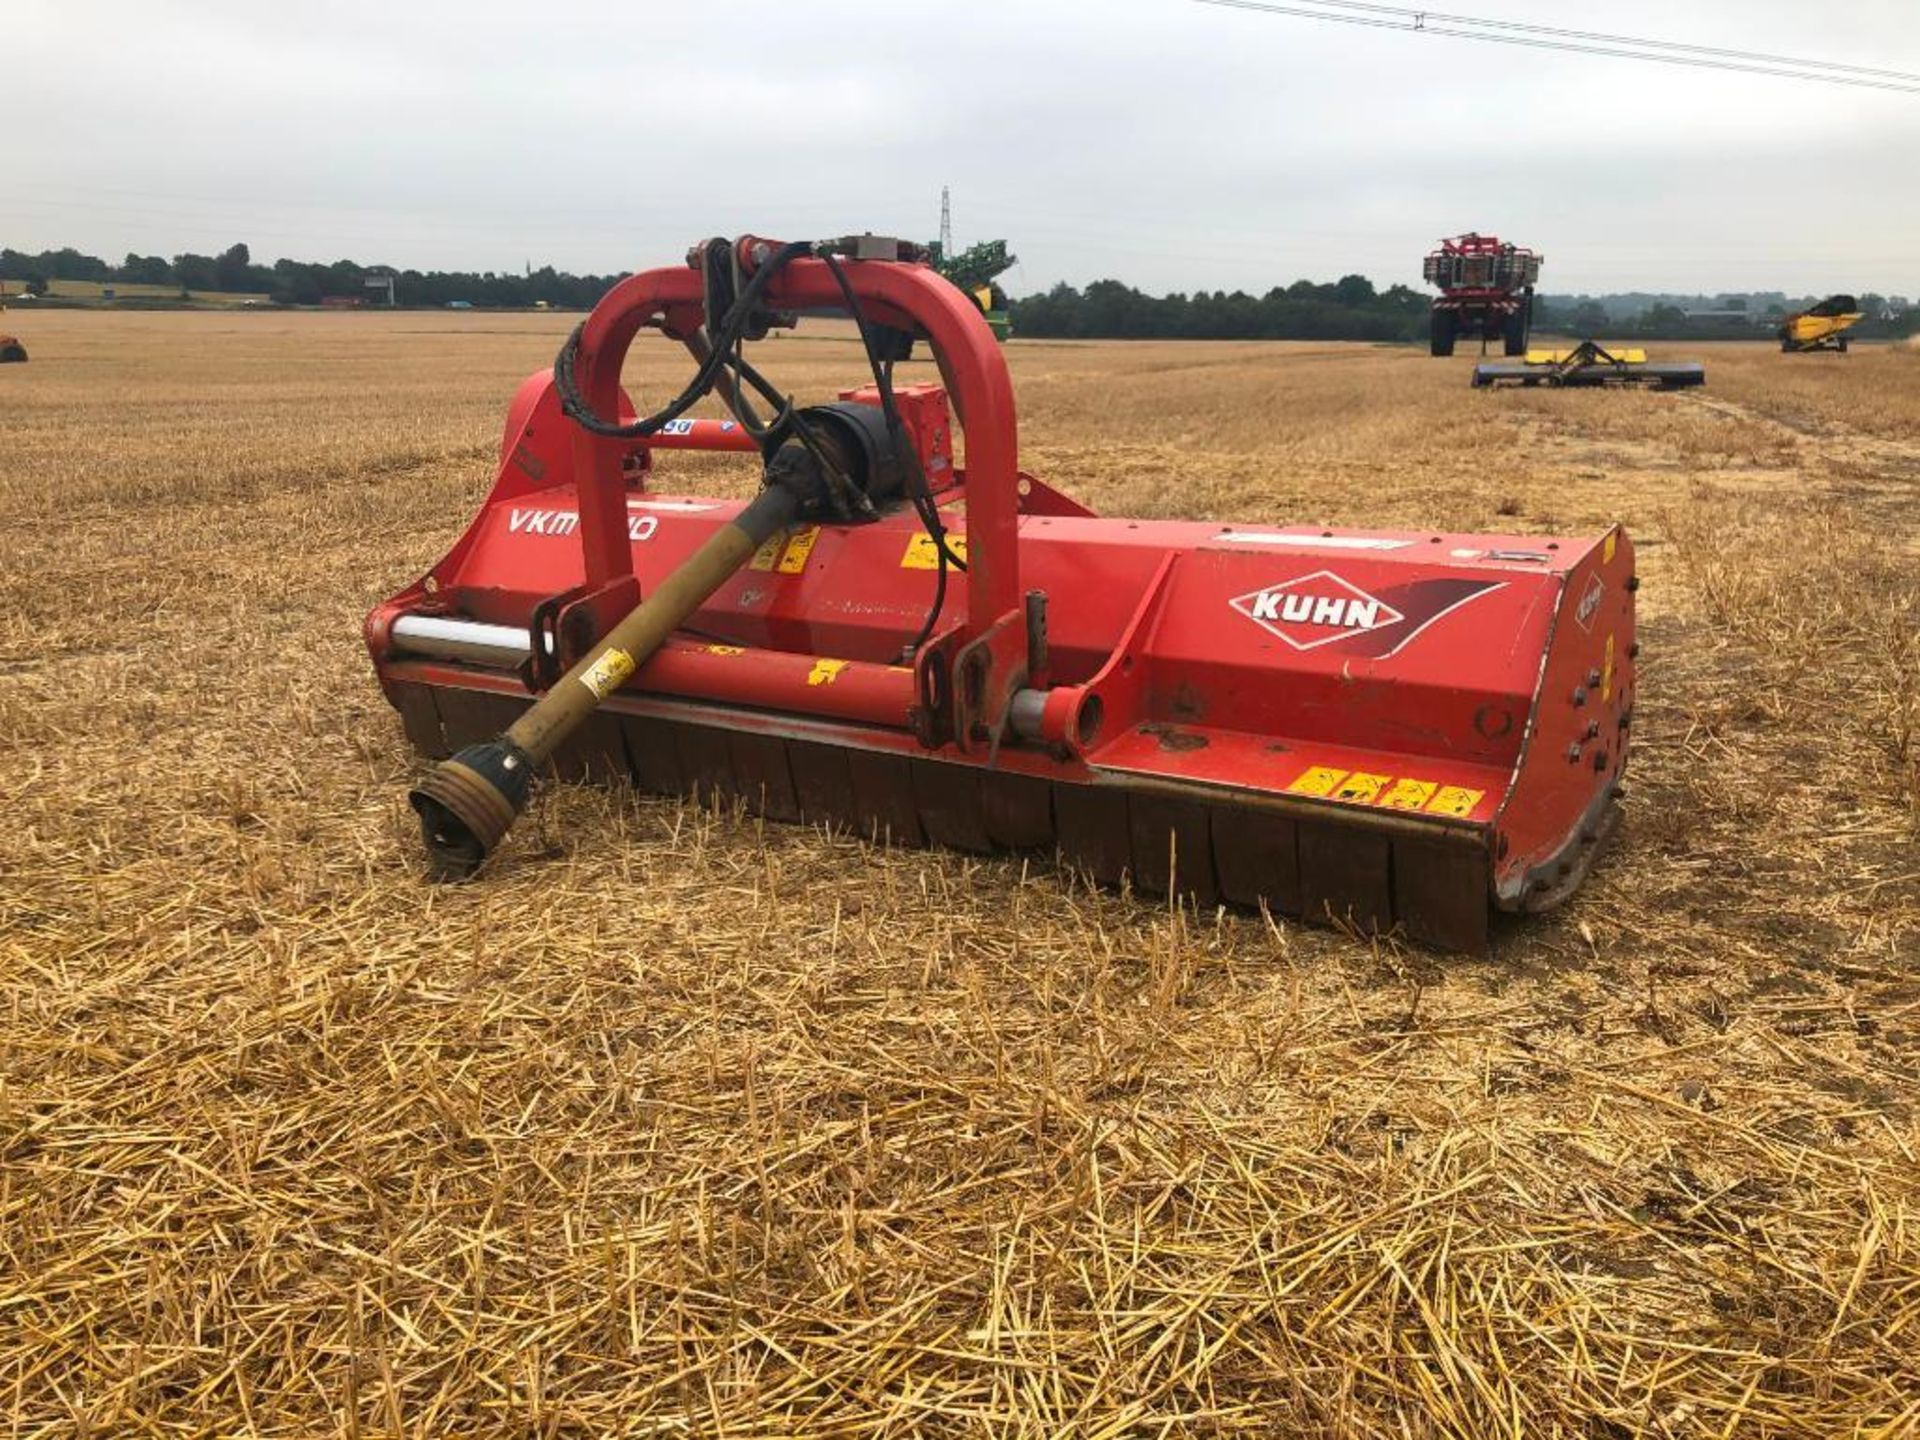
xmin=367 ymin=234 xmax=1637 ymax=952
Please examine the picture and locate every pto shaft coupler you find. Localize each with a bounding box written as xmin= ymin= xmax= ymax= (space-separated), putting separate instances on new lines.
xmin=409 ymin=478 xmax=804 ymax=879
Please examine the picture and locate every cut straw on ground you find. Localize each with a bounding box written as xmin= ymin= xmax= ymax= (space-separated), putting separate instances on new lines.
xmin=1 ymin=315 xmax=1915 ymax=1435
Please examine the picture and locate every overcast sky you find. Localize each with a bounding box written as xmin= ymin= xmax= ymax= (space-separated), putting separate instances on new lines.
xmin=13 ymin=0 xmax=1920 ymax=296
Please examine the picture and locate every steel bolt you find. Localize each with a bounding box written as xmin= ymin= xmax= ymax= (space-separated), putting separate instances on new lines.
xmin=1572 ymin=686 xmax=1588 ymax=706
xmin=1567 ymin=744 xmax=1582 ymax=763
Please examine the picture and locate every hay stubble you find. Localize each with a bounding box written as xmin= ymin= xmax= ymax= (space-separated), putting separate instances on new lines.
xmin=1 ymin=314 xmax=1916 ymax=1435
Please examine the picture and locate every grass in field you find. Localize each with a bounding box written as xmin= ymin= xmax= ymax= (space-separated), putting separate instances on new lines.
xmin=0 ymin=312 xmax=1915 ymax=1436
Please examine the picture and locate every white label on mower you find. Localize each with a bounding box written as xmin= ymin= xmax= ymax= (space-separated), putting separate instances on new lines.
xmin=1215 ymin=532 xmax=1412 ymax=551
xmin=507 ymin=508 xmax=658 ymax=542
xmin=1230 ymin=571 xmax=1405 ymax=651
xmin=578 ymin=647 xmax=636 ymax=699
xmin=1575 ymin=573 xmax=1605 ymax=631
xmin=628 ymin=498 xmax=718 ymax=512
xmin=658 ymin=419 xmax=697 ymax=436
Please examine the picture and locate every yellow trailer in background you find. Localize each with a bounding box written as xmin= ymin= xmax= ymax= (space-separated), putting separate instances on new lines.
xmin=1780 ymin=295 xmax=1863 ymax=352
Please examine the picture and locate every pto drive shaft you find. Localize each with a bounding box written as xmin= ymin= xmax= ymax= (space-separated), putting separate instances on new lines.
xmin=409 ymin=482 xmax=802 ymax=878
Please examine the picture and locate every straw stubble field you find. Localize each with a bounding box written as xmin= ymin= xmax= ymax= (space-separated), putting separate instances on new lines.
xmin=1 ymin=311 xmax=1916 ymax=1436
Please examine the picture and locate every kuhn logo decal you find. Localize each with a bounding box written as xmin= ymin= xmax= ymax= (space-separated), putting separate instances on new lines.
xmin=1230 ymin=570 xmax=1505 ymax=658
xmin=1575 ymin=573 xmax=1605 ymax=631
xmin=1231 ymin=572 xmax=1403 ymax=651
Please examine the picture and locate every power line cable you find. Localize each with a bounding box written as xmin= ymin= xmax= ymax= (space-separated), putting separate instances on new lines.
xmin=1191 ymin=0 xmax=1920 ymax=93
xmin=1279 ymin=0 xmax=1920 ymax=81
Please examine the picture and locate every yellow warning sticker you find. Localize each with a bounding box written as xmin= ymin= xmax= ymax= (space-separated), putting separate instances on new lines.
xmin=1287 ymin=766 xmax=1348 ymax=797
xmin=1601 ymin=633 xmax=1616 ymax=702
xmin=1426 ymin=785 xmax=1484 ymax=818
xmin=777 ymin=526 xmax=820 ymax=575
xmin=807 ymin=658 xmax=850 ymax=686
xmin=901 ymin=532 xmax=968 ymax=569
xmin=1602 ymin=531 xmax=1617 ymax=565
xmin=1379 ymin=778 xmax=1437 ymax=811
xmin=1334 ymin=772 xmax=1391 ymax=804
xmin=705 ymin=644 xmax=745 ymax=657
xmin=578 ymin=647 xmax=635 ymax=700
xmin=1288 ymin=764 xmax=1488 ymax=817
xmin=747 ymin=533 xmax=786 ymax=572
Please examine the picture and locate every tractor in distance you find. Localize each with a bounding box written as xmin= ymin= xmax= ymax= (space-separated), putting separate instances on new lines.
xmin=929 ymin=237 xmax=1016 ymax=341
xmin=0 ymin=280 xmax=27 ymax=362
xmin=1423 ymin=233 xmax=1541 ymax=358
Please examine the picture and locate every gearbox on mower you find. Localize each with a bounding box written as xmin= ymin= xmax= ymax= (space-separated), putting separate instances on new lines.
xmin=366 ymin=233 xmax=1637 ymax=952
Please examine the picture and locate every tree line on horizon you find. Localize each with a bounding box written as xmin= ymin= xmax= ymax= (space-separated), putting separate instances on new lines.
xmin=0 ymin=243 xmax=623 ymax=310
xmin=5 ymin=241 xmax=1915 ymax=341
xmin=1008 ymin=276 xmax=1431 ymax=341
xmin=1013 ymin=281 xmax=1919 ymax=342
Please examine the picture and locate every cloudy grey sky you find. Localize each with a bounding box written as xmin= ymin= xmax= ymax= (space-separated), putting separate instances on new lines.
xmin=13 ymin=0 xmax=1920 ymax=296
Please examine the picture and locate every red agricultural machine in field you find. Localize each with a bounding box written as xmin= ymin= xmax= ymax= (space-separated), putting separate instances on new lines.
xmin=1424 ymin=233 xmax=1541 ymax=358
xmin=367 ymin=234 xmax=1636 ymax=952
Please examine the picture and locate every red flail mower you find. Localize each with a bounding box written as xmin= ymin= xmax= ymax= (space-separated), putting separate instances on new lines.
xmin=366 ymin=235 xmax=1636 ymax=952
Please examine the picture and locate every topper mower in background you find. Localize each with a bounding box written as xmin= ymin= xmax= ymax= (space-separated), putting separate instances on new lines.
xmin=1472 ymin=340 xmax=1705 ymax=390
xmin=365 ymin=233 xmax=1638 ymax=953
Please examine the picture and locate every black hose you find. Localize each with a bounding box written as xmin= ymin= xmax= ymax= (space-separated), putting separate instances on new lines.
xmin=814 ymin=252 xmax=969 ymax=659
xmin=554 ymin=236 xmax=965 ymax=657
xmin=552 ymin=239 xmax=813 ymax=440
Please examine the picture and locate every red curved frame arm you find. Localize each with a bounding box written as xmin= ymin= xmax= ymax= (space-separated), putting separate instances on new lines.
xmin=564 ymin=250 xmax=1021 ymax=638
